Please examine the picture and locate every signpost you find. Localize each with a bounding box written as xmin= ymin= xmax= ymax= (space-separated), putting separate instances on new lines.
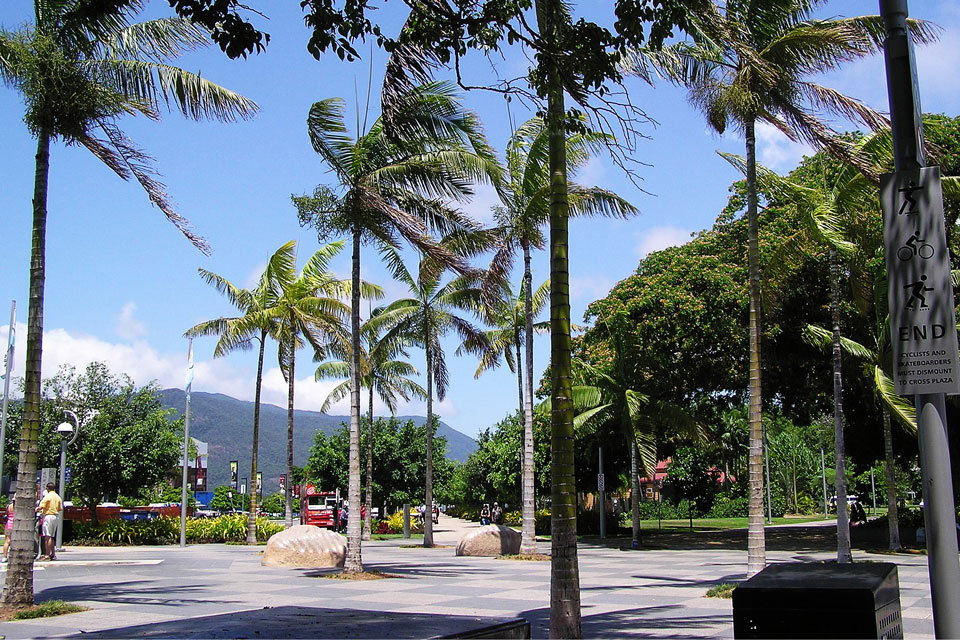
xmin=880 ymin=2 xmax=960 ymax=635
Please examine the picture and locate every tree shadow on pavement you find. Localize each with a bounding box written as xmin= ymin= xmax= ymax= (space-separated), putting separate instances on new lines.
xmin=37 ymin=580 xmax=242 ymax=607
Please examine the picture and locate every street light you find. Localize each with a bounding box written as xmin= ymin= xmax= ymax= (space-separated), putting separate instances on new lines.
xmin=56 ymin=409 xmax=95 ymax=551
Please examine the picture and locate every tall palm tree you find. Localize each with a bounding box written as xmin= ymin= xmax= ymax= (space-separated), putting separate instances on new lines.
xmin=726 ymin=128 xmax=953 ymax=552
xmin=484 ymin=115 xmax=637 ymax=556
xmin=272 ymin=241 xmax=357 ymax=528
xmin=185 ymin=241 xmax=294 ymax=545
xmin=294 ymin=81 xmax=499 ymax=572
xmin=0 ymin=1 xmax=258 ymax=606
xmin=531 ymin=0 xmax=581 ymax=633
xmin=470 ymin=277 xmax=550 ymax=417
xmin=316 ymin=312 xmax=426 ymax=540
xmin=369 ymin=249 xmax=488 ymax=547
xmin=630 ymin=0 xmax=930 ymax=577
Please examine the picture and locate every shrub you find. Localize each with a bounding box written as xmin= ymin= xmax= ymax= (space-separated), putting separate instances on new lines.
xmin=534 ymin=508 xmax=551 ymax=535
xmin=709 ymin=496 xmax=749 ymax=518
xmin=385 ymin=510 xmax=422 ymax=534
xmin=795 ymin=495 xmax=818 ymax=515
xmin=69 ymin=515 xmax=281 ymax=545
xmin=502 ymin=510 xmax=522 ymax=526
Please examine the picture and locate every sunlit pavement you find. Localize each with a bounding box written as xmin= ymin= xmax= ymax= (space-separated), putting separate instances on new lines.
xmin=0 ymin=516 xmax=935 ymax=639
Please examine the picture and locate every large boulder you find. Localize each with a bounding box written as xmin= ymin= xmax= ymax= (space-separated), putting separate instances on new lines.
xmin=262 ymin=525 xmax=346 ymax=568
xmin=456 ymin=524 xmax=521 ymax=557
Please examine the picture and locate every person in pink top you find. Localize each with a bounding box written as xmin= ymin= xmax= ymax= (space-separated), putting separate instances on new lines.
xmin=2 ymin=497 xmax=14 ymax=562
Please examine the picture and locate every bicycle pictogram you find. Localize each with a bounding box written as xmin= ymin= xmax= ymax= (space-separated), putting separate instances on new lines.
xmin=897 ymin=230 xmax=934 ymax=261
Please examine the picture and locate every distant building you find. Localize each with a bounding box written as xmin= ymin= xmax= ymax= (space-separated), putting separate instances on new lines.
xmin=172 ymin=437 xmax=208 ymax=491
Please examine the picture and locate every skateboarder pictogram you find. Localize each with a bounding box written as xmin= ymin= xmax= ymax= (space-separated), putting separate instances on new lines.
xmin=898 ymin=181 xmax=923 ymax=216
xmin=904 ymin=274 xmax=934 ymax=309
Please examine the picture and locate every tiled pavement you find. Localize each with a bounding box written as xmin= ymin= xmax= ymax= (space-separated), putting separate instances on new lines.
xmin=0 ymin=519 xmax=938 ymax=639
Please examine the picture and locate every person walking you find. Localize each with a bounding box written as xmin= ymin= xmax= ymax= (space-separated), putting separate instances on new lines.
xmin=491 ymin=502 xmax=503 ymax=525
xmin=37 ymin=483 xmax=62 ymax=561
xmin=3 ymin=497 xmax=14 ymax=562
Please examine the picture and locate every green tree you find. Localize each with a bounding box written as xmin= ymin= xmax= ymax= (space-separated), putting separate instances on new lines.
xmin=370 ymin=250 xmax=488 ymax=547
xmin=185 ymin=241 xmax=295 ymax=545
xmin=45 ymin=363 xmax=182 ymax=523
xmin=316 ymin=312 xmax=426 ymax=540
xmin=483 ymin=114 xmax=636 ymax=555
xmin=636 ymin=0 xmax=920 ymax=577
xmin=306 ymin=417 xmax=453 ymax=515
xmin=271 ymin=241 xmax=354 ymax=529
xmin=294 ymin=80 xmax=498 ymax=572
xmin=666 ymin=446 xmax=719 ymax=527
xmin=209 ymin=485 xmax=246 ymax=512
xmin=0 ymin=0 xmax=258 ymax=606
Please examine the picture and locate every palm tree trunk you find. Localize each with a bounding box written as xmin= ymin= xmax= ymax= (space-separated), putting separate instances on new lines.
xmin=631 ymin=443 xmax=640 ymax=548
xmin=744 ymin=119 xmax=766 ymax=578
xmin=882 ymin=406 xmax=901 ymax=551
xmin=535 ymin=1 xmax=581 ymax=634
xmin=285 ymin=333 xmax=295 ymax=529
xmin=521 ymin=243 xmax=537 ymax=556
xmin=830 ymin=246 xmax=852 ymax=563
xmin=516 ymin=339 xmax=524 ymax=415
xmin=247 ymin=331 xmax=266 ymax=544
xmin=363 ymin=385 xmax=374 ymax=541
xmin=3 ymin=130 xmax=50 ymax=607
xmin=346 ymin=230 xmax=363 ymax=572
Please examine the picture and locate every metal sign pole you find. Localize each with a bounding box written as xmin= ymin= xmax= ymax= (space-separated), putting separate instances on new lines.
xmin=880 ymin=2 xmax=960 ymax=636
xmin=180 ymin=339 xmax=193 ymax=548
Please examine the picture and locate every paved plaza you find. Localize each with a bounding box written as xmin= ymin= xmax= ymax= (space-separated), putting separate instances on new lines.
xmin=0 ymin=517 xmax=938 ymax=639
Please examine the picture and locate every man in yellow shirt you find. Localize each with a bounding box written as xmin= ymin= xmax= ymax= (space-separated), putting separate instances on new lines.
xmin=37 ymin=483 xmax=62 ymax=561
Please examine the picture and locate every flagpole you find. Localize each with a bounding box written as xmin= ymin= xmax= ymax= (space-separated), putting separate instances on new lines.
xmin=180 ymin=338 xmax=194 ymax=547
xmin=0 ymin=301 xmax=16 ymax=496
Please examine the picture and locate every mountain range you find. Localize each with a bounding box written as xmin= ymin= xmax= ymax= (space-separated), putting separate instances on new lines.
xmin=160 ymin=389 xmax=477 ymax=492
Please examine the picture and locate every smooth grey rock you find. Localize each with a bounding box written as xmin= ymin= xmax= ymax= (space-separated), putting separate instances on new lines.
xmin=456 ymin=524 xmax=521 ymax=557
xmin=262 ymin=525 xmax=346 ymax=568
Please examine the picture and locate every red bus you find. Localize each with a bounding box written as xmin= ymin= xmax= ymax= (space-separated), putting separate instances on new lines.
xmin=299 ymin=484 xmax=339 ymax=529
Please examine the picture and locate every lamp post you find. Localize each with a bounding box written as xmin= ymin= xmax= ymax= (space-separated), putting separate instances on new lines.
xmin=55 ymin=410 xmax=81 ymax=552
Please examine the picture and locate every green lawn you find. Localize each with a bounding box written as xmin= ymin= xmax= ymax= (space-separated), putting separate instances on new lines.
xmin=634 ymin=515 xmax=830 ymax=531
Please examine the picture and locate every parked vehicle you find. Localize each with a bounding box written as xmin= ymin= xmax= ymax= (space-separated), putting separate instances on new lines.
xmin=299 ymin=485 xmax=340 ymax=529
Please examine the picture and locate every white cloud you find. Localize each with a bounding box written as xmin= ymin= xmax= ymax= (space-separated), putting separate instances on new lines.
xmin=755 ymin=122 xmax=814 ymax=171
xmin=569 ymin=274 xmax=613 ymax=302
xmin=634 ymin=225 xmax=693 ymax=258
xmin=243 ymin=261 xmax=267 ymax=290
xmin=114 ymin=302 xmax=147 ymax=341
xmin=0 ymin=321 xmax=437 ymax=419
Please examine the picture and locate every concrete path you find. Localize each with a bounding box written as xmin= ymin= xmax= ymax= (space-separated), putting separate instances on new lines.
xmin=0 ymin=515 xmax=937 ymax=639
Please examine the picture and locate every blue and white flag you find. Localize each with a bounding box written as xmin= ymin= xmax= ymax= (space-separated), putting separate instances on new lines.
xmin=1 ymin=320 xmax=14 ymax=381
xmin=185 ymin=339 xmax=194 ymax=391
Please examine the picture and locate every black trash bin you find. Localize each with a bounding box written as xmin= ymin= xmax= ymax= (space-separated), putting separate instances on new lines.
xmin=733 ymin=562 xmax=902 ymax=639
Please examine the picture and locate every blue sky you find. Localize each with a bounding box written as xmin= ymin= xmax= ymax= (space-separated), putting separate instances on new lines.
xmin=1 ymin=1 xmax=959 ymax=441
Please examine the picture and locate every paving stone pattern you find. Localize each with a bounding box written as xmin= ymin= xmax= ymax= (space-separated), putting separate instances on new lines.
xmin=0 ymin=518 xmax=937 ymax=639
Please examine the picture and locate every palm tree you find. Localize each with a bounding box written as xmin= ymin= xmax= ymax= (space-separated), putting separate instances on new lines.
xmin=540 ymin=316 xmax=703 ymax=549
xmin=272 ymin=241 xmax=357 ymax=528
xmin=316 ymin=312 xmax=426 ymax=540
xmin=629 ymin=0 xmax=930 ymax=577
xmin=530 ymin=0 xmax=581 ymax=632
xmin=294 ymin=81 xmax=499 ymax=572
xmin=185 ymin=241 xmax=294 ymax=545
xmin=484 ymin=115 xmax=637 ymax=556
xmin=369 ymin=249 xmax=489 ymax=547
xmin=0 ymin=1 xmax=258 ymax=606
xmin=726 ymin=128 xmax=952 ymax=553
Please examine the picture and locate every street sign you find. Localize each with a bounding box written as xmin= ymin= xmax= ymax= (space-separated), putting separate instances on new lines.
xmin=64 ymin=466 xmax=71 ymax=485
xmin=597 ymin=474 xmax=605 ymax=493
xmin=882 ymin=166 xmax=960 ymax=395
